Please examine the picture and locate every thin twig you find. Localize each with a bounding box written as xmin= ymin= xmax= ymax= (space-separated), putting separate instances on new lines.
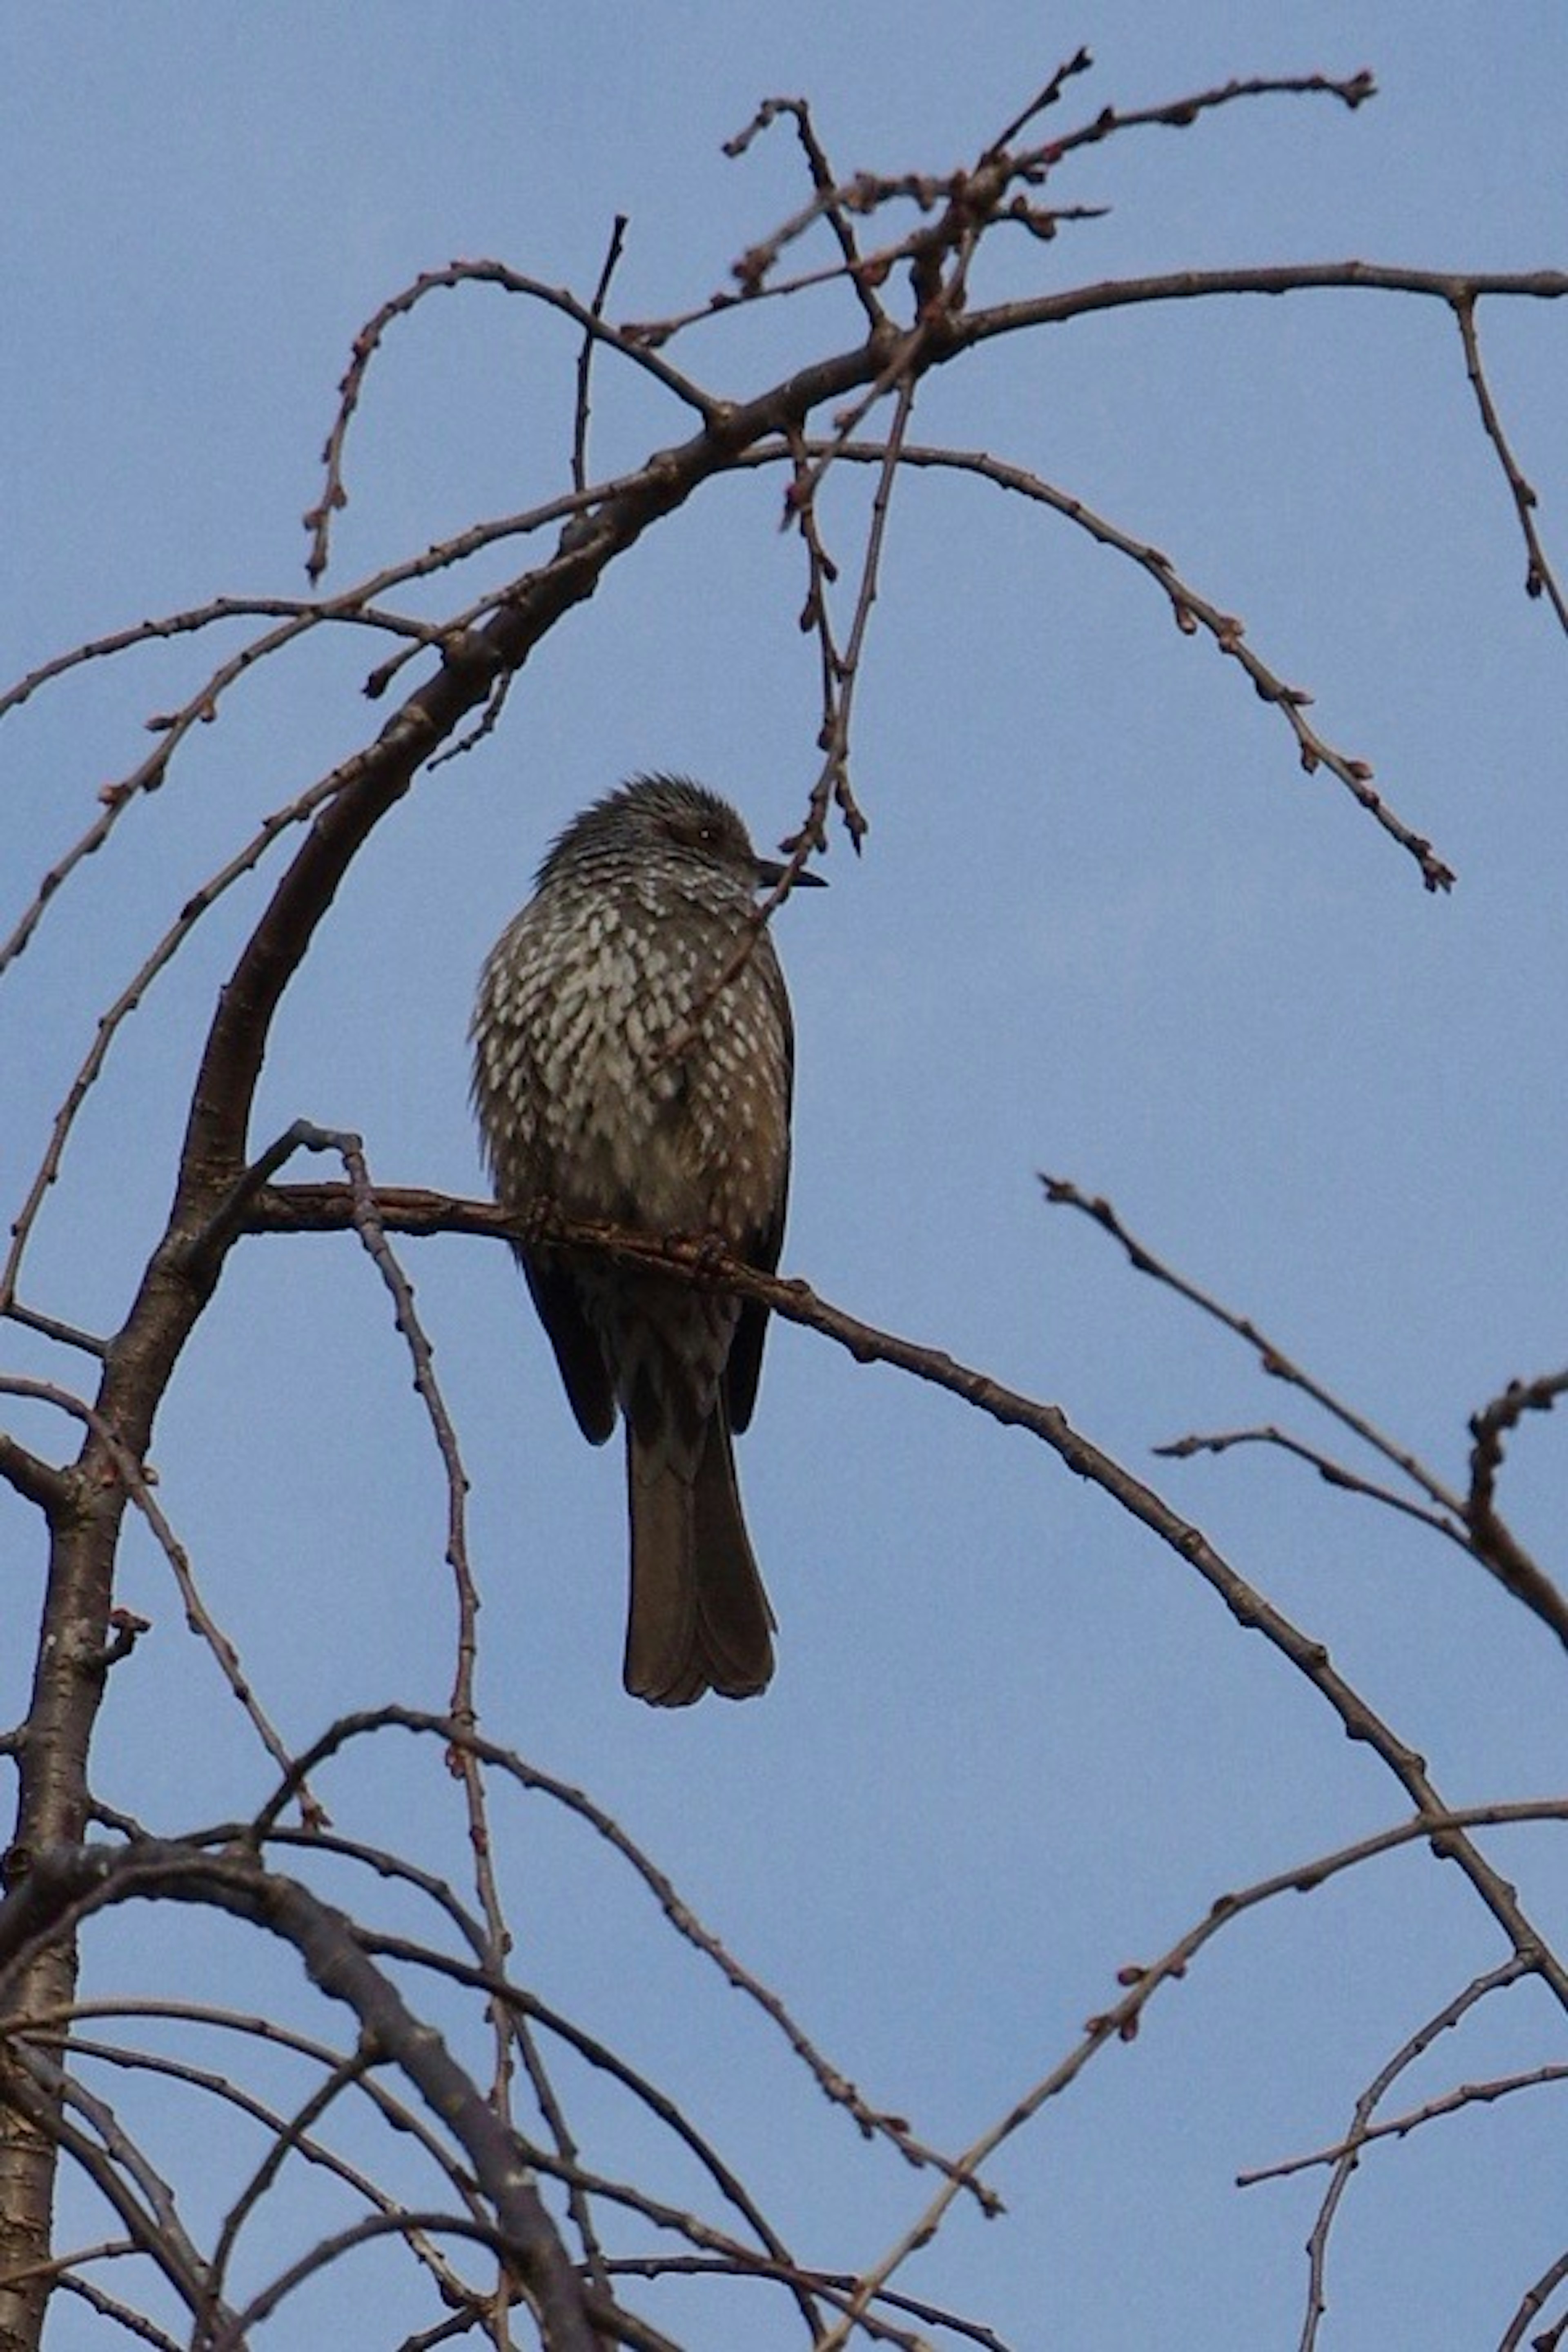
xmin=250 ymin=1701 xmax=1000 ymax=2215
xmin=243 ymin=1192 xmax=1568 ymax=2051
xmin=725 ymin=96 xmax=891 ymax=335
xmin=0 ymin=2053 xmax=227 ymax=2335
xmin=1248 ymin=2045 xmax=1561 ymax=2185
xmin=42 ymin=2267 xmax=185 ymax=2351
xmin=0 ymin=602 xmax=439 ymax=984
xmin=789 ymin=377 xmax=915 ymax=850
xmin=15 ymin=1993 xmax=491 ymax=2278
xmin=2 ymin=773 xmax=351 ymax=1311
xmin=573 ymin=214 xmax=630 ymax=494
xmin=47 ymin=2025 xmax=477 ymax=2314
xmin=867 ymin=443 xmax=1446 ymax=886
xmin=1040 ymin=1175 xmax=1459 ymax=1502
xmin=1047 ymin=1175 xmax=1568 ymax=1649
xmin=204 ymin=2041 xmax=379 ymax=2328
xmin=1294 ymin=1963 xmax=1534 ymax=2340
xmin=323 ymin=1136 xmax=567 ymax=2315
xmin=305 ymin=258 xmax=717 ymax=580
xmin=1452 ymin=293 xmax=1568 ymax=632
xmin=0 ymin=1395 xmax=74 ymax=1519
xmin=0 ymin=1373 xmax=318 ymax=1817
xmin=1154 ymin=1422 xmax=1463 ymax=1541
xmin=1 ymin=1300 xmax=109 ymax=1358
xmin=718 ymin=64 xmax=1372 ymax=307
xmin=1498 ymin=2250 xmax=1568 ymax=2352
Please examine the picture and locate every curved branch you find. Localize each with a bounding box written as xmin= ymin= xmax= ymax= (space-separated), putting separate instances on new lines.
xmin=0 ymin=1843 xmax=599 ymax=2352
xmin=249 ymin=1702 xmax=987 ymax=2217
xmin=243 ymin=1185 xmax=1568 ymax=2031
xmin=815 ymin=439 xmax=1450 ymax=886
xmin=306 ymin=257 xmax=723 ymax=580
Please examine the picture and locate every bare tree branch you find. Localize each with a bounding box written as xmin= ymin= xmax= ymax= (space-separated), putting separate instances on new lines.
xmin=0 ymin=1844 xmax=602 ymax=2352
xmin=6 ymin=53 xmax=1567 ymax=2348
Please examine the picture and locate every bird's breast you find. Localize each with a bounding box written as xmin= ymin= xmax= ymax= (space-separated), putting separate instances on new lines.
xmin=477 ymin=891 xmax=790 ymax=1245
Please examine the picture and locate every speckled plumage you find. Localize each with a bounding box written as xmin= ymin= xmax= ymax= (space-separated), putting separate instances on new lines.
xmin=471 ymin=775 xmax=806 ymax=1706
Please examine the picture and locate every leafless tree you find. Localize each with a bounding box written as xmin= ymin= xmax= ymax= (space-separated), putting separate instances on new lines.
xmin=2 ymin=51 xmax=1566 ymax=2351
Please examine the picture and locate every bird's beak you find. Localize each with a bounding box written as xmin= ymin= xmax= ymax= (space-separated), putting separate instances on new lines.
xmin=755 ymin=858 xmax=827 ymax=890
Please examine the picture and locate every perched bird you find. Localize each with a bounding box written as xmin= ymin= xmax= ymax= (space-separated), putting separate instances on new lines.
xmin=471 ymin=774 xmax=819 ymax=1706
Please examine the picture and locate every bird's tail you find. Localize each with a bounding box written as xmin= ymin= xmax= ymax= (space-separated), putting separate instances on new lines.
xmin=624 ymin=1410 xmax=776 ymax=1706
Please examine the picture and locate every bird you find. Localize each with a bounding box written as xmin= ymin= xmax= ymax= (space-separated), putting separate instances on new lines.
xmin=470 ymin=773 xmax=820 ymax=1706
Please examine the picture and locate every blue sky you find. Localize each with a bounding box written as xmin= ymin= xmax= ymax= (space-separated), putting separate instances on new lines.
xmin=3 ymin=7 xmax=1568 ymax=2346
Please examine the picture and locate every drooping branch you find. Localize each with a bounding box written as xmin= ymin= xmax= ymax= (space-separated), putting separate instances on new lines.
xmin=238 ymin=1180 xmax=1568 ymax=2032
xmin=1452 ymin=292 xmax=1568 ymax=631
xmin=5 ymin=53 xmax=1568 ymax=2350
xmin=0 ymin=1842 xmax=603 ymax=2352
xmin=251 ymin=1703 xmax=991 ymax=2215
xmin=1041 ymin=1172 xmax=1568 ymax=1648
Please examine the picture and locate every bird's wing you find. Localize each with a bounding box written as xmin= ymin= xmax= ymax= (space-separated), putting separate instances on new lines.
xmin=726 ymin=949 xmax=793 ymax=1435
xmin=521 ymin=1247 xmax=617 ymax=1444
xmin=725 ymin=1200 xmax=782 ymax=1435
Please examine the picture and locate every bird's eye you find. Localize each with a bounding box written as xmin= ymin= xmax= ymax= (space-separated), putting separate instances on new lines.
xmin=659 ymin=806 xmax=733 ymax=861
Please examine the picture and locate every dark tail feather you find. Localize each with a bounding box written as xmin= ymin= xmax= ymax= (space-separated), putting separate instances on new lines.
xmin=624 ymin=1443 xmax=705 ymax=1706
xmin=624 ymin=1413 xmax=775 ymax=1706
xmin=690 ymin=1409 xmax=775 ymax=1695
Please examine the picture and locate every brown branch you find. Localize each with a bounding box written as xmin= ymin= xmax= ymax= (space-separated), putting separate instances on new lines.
xmin=22 ymin=2264 xmax=180 ymax=2352
xmin=41 ymin=2024 xmax=476 ymax=2316
xmin=1165 ymin=1414 xmax=1568 ymax=1655
xmin=0 ymin=1844 xmax=602 ymax=2352
xmin=1034 ymin=64 xmax=1373 ymax=164
xmin=719 ymin=62 xmax=1372 ymax=309
xmin=812 ymin=1802 xmax=1557 ymax=2350
xmin=812 ymin=438 xmax=1447 ymax=884
xmin=1452 ymin=292 xmax=1568 ymax=631
xmin=250 ymin=1704 xmax=996 ymax=2220
xmin=1466 ymin=1366 xmax=1568 ymax=1622
xmin=1155 ymin=1421 xmax=1459 ymax=1532
xmin=983 ymin=47 xmax=1097 ymax=155
xmin=724 ymin=94 xmax=893 ymax=334
xmin=212 ymin=2208 xmax=510 ymax=2351
xmin=572 ymin=214 xmax=630 ymax=494
xmin=793 ymin=377 xmax=914 ymax=846
xmin=0 ymin=1419 xmax=69 ymax=1523
xmin=1041 ymin=1175 xmax=1457 ymax=1498
xmin=305 ymin=258 xmax=719 ymax=581
xmin=1293 ymin=1955 xmax=1532 ymax=2348
xmin=1247 ymin=2045 xmax=1561 ymax=2185
xmin=241 ymin=1189 xmax=1568 ymax=2028
xmin=0 ymin=1303 xmax=107 ymax=1360
xmin=0 ymin=2064 xmax=218 ymax=2336
xmin=1468 ymin=1366 xmax=1568 ymax=1528
xmin=1499 ymin=2251 xmax=1568 ymax=2352
xmin=782 ymin=98 xmax=893 ymax=336
xmin=601 ymin=2256 xmax=1016 ymax=2352
xmin=961 ymin=257 xmax=1568 ymax=333
xmin=1047 ymin=1174 xmax=1568 ymax=1650
xmin=0 ymin=595 xmax=438 ymax=731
